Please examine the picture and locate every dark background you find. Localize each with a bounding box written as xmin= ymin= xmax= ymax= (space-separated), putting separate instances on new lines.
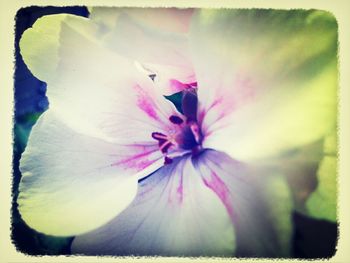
xmin=12 ymin=6 xmax=338 ymax=258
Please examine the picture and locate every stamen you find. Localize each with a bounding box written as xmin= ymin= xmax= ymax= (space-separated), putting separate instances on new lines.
xmin=157 ymin=139 xmax=167 ymax=147
xmin=152 ymin=132 xmax=168 ymax=141
xmin=182 ymin=89 xmax=198 ymax=122
xmin=190 ymin=123 xmax=201 ymax=144
xmin=169 ymin=115 xmax=184 ymax=125
xmin=151 ymin=86 xmax=203 ymax=159
xmin=160 ymin=141 xmax=173 ymax=153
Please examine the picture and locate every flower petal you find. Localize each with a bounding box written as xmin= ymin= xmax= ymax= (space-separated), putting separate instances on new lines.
xmin=193 ymin=150 xmax=293 ymax=257
xmin=90 ymin=7 xmax=193 ymax=34
xmin=18 ymin=111 xmax=164 ymax=236
xmin=20 ymin=14 xmax=177 ymax=143
xmin=90 ymin=7 xmax=193 ymax=67
xmin=90 ymin=8 xmax=196 ymax=94
xmin=19 ymin=14 xmax=65 ymax=82
xmin=190 ymin=10 xmax=338 ymax=160
xmin=71 ymin=155 xmax=235 ymax=256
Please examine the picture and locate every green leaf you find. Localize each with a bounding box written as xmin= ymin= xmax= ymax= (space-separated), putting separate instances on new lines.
xmin=305 ymin=133 xmax=337 ymax=222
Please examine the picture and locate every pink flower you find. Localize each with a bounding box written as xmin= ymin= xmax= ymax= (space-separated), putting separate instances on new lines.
xmin=18 ymin=8 xmax=337 ymax=257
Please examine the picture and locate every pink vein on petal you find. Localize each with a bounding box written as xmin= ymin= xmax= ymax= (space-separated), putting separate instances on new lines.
xmin=176 ymin=170 xmax=184 ymax=204
xmin=166 ymin=162 xmax=184 ymax=205
xmin=112 ymin=147 xmax=158 ymax=171
xmin=134 ymin=84 xmax=159 ymax=121
xmin=169 ymin=79 xmax=195 ymax=93
xmin=202 ymin=171 xmax=235 ymax=220
xmin=201 ymin=74 xmax=256 ymax=136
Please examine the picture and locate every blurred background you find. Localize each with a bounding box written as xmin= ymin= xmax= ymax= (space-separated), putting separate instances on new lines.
xmin=12 ymin=6 xmax=337 ymax=258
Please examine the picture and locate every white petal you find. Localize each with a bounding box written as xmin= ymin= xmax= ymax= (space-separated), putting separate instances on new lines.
xmin=90 ymin=7 xmax=193 ymax=34
xmin=190 ymin=10 xmax=338 ymax=160
xmin=194 ymin=150 xmax=293 ymax=257
xmin=94 ymin=8 xmax=193 ymax=68
xmin=18 ymin=111 xmax=163 ymax=236
xmin=20 ymin=14 xmax=177 ymax=143
xmin=91 ymin=8 xmax=195 ymax=91
xmin=143 ymin=63 xmax=196 ymax=96
xmin=71 ymin=155 xmax=235 ymax=256
xmin=19 ymin=14 xmax=67 ymax=82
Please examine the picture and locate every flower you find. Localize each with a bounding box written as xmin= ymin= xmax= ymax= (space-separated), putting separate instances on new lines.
xmin=17 ymin=8 xmax=338 ymax=257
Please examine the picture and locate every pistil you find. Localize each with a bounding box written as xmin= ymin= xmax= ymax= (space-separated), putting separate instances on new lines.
xmin=151 ymin=85 xmax=203 ymax=164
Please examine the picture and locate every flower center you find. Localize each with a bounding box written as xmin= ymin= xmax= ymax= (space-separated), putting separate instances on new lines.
xmin=151 ymin=88 xmax=203 ymax=164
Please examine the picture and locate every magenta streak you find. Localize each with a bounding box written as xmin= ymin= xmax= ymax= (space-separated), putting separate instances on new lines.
xmin=203 ymin=172 xmax=236 ymax=222
xmin=204 ymin=76 xmax=256 ymax=120
xmin=190 ymin=123 xmax=201 ymax=144
xmin=187 ymin=82 xmax=198 ymax=87
xmin=197 ymin=110 xmax=206 ymax=126
xmin=134 ymin=85 xmax=159 ymax=121
xmin=169 ymin=79 xmax=197 ymax=93
xmin=167 ymin=170 xmax=184 ymax=204
xmin=112 ymin=148 xmax=157 ymax=171
xmin=169 ymin=79 xmax=188 ymax=93
xmin=176 ymin=172 xmax=183 ymax=204
xmin=199 ymin=97 xmax=224 ymax=133
xmin=207 ymin=96 xmax=223 ymax=112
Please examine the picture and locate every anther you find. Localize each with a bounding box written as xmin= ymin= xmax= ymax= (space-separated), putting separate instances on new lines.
xmin=169 ymin=115 xmax=184 ymax=125
xmin=152 ymin=132 xmax=168 ymax=141
xmin=160 ymin=141 xmax=173 ymax=153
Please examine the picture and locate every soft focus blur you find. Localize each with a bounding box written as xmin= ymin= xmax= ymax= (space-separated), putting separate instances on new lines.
xmin=13 ymin=6 xmax=89 ymax=254
xmin=12 ymin=6 xmax=337 ymax=257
